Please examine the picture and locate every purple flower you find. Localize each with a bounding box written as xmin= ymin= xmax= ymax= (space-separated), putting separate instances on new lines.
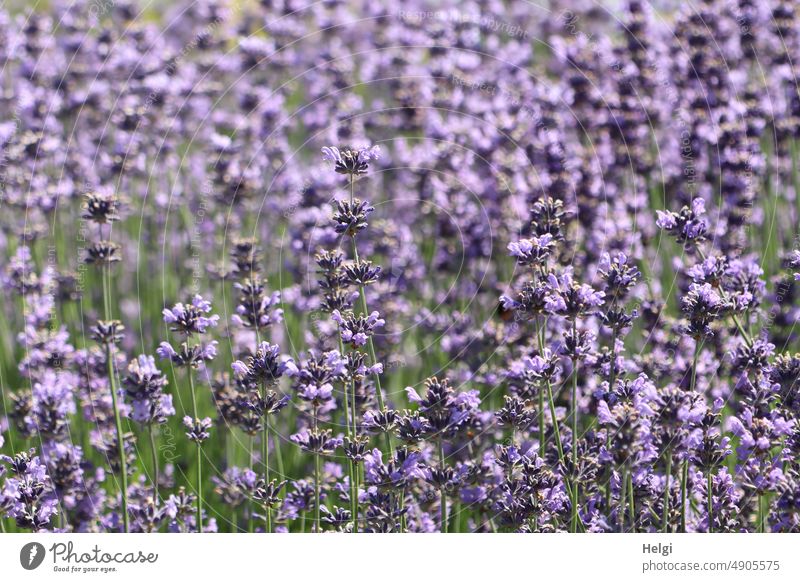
xmin=213 ymin=467 xmax=258 ymax=507
xmin=656 ymin=198 xmax=707 ymax=245
xmin=789 ymin=250 xmax=800 ymax=281
xmin=598 ymin=252 xmax=641 ymax=299
xmin=403 ymin=376 xmax=480 ymax=437
xmin=183 ymin=417 xmax=213 ymax=444
xmin=231 ymin=280 xmax=283 ymax=330
xmin=231 ymin=342 xmax=296 ymax=386
xmin=291 ymin=350 xmax=345 ymax=408
xmin=131 ymin=395 xmax=175 ymax=425
xmin=322 ymin=144 xmax=381 ymax=175
xmin=680 ymin=283 xmax=725 ymax=338
xmin=332 ymin=199 xmax=375 ymax=238
xmin=545 ymin=272 xmax=605 ymax=318
xmin=500 ymin=281 xmax=549 ymax=319
xmin=25 ymin=371 xmax=76 ymax=440
xmin=162 ymin=295 xmax=219 ymax=335
xmin=507 ymin=234 xmax=555 ymax=267
xmin=157 ymin=341 xmax=218 ymax=367
xmin=0 ymin=450 xmax=57 ymax=530
xmin=331 ymin=310 xmax=385 ymax=347
xmin=124 ymin=355 xmax=174 ymax=425
xmin=290 ymin=429 xmax=342 ymax=455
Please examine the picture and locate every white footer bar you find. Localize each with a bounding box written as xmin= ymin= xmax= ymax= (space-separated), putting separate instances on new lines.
xmin=1 ymin=533 xmax=797 ymax=581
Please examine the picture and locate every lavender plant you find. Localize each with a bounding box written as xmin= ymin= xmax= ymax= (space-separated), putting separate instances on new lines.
xmin=158 ymin=296 xmax=219 ymax=531
xmin=2 ymin=0 xmax=800 ymax=535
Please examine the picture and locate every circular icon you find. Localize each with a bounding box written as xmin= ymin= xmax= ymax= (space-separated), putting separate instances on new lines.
xmin=20 ymin=542 xmax=46 ymax=570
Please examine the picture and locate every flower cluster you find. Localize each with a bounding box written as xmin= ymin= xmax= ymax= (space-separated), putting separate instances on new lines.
xmin=3 ymin=0 xmax=800 ymax=536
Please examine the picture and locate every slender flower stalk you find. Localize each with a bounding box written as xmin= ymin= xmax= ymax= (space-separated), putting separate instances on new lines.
xmin=346 ymin=172 xmax=393 ymax=455
xmin=628 ymin=473 xmax=636 ymax=533
xmin=263 ymin=411 xmax=271 ymax=532
xmin=187 ymin=370 xmax=203 ymax=531
xmin=104 ymin=335 xmax=129 ymax=533
xmin=84 ymin=191 xmax=129 ymax=532
xmin=231 ymin=342 xmax=293 ymax=533
xmin=350 ymin=387 xmax=359 ymax=532
xmin=123 ymin=354 xmax=173 ymax=507
xmin=707 ymin=470 xmax=714 ymax=533
xmin=570 ymin=318 xmax=579 ymax=533
xmin=148 ymin=428 xmax=159 ymax=502
xmin=679 ymin=340 xmax=704 ymax=533
xmin=695 ymin=248 xmax=753 ymax=348
xmin=680 ymin=460 xmax=689 ymax=533
xmin=158 ymin=295 xmax=219 ymax=532
xmin=248 ymin=437 xmax=255 ymax=532
xmin=438 ymin=438 xmax=447 ymax=533
xmin=314 ymin=427 xmax=321 ymax=533
xmin=536 ymin=343 xmax=546 ymax=454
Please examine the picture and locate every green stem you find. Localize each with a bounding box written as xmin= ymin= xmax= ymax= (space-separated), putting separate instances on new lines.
xmin=101 ymin=264 xmax=129 ymax=533
xmin=608 ymin=328 xmax=618 ymax=390
xmin=263 ymin=411 xmax=271 ymax=533
xmin=248 ymin=436 xmax=254 ymax=533
xmin=572 ymin=320 xmax=579 ymax=467
xmin=337 ymin=335 xmax=359 ymax=533
xmin=730 ymin=313 xmax=753 ymax=348
xmin=535 ymin=316 xmax=546 ymax=453
xmin=195 ymin=442 xmax=202 ymax=532
xmin=352 ymin=460 xmax=359 ymax=533
xmin=605 ymin=437 xmax=612 ymax=512
xmin=351 ymin=377 xmax=358 ymax=438
xmin=538 ymin=389 xmax=546 ymax=453
xmin=545 ymin=380 xmax=565 ymax=463
xmin=348 ymin=174 xmax=393 ymax=456
xmin=349 ymin=431 xmax=359 ymax=533
xmin=149 ymin=427 xmax=159 ymax=504
xmin=680 ymin=459 xmax=688 ymax=533
xmin=679 ymin=341 xmax=703 ymax=534
xmin=187 ymin=370 xmax=203 ymax=532
xmin=439 ymin=438 xmax=447 ymax=533
xmin=105 ymin=342 xmax=129 ymax=533
xmin=345 ymin=174 xmax=397 ymax=532
xmin=349 ymin=171 xmax=355 ymax=204
xmin=399 ymin=487 xmax=408 ymax=533
xmin=314 ymin=453 xmax=321 ymax=533
xmin=348 ymin=373 xmax=359 ymax=532
xmin=314 ymin=411 xmax=321 ymax=533
xmin=273 ymin=425 xmax=284 ymax=478
xmin=707 ymin=470 xmax=713 ymax=533
xmin=570 ymin=318 xmax=579 ymax=533
xmin=347 ymin=381 xmax=358 ymax=533
xmin=628 ymin=472 xmax=636 ymax=533
xmin=537 ymin=319 xmax=585 ymax=532
xmin=342 ymin=372 xmax=352 ymax=437
xmin=352 ymin=241 xmax=393 ymax=455
xmin=337 ymin=334 xmax=351 ymax=436
xmin=620 ymin=468 xmax=628 ymax=532
xmin=691 ymin=338 xmax=702 ymax=392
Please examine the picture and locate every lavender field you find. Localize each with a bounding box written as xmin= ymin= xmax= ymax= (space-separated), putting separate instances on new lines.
xmin=0 ymin=0 xmax=799 ymax=534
